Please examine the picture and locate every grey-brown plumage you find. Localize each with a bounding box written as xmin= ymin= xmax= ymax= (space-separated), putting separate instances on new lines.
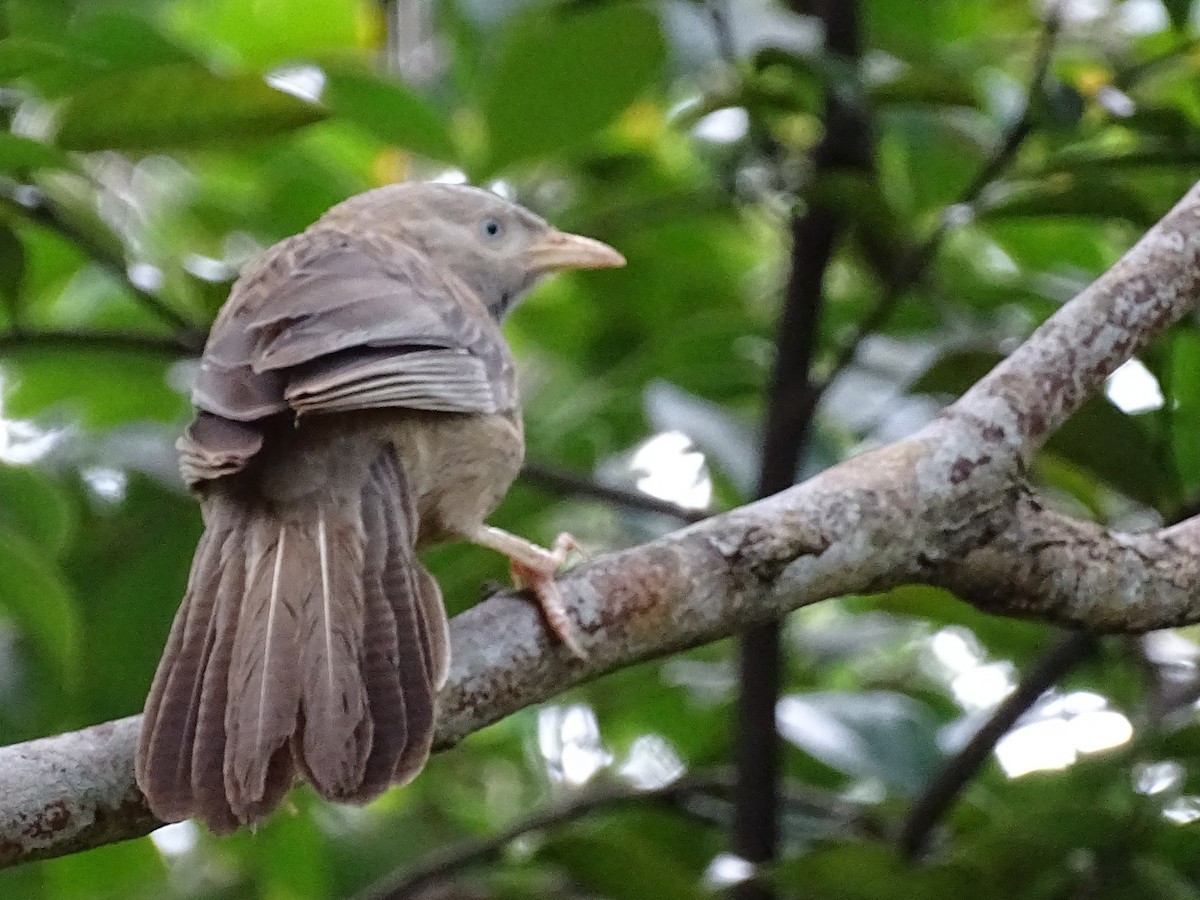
xmin=137 ymin=183 xmax=623 ymax=832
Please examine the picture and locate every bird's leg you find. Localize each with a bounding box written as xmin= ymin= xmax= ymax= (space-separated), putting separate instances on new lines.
xmin=469 ymin=525 xmax=587 ymax=658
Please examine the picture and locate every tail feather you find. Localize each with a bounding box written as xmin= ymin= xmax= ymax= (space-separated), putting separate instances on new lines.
xmin=137 ymin=445 xmax=450 ymax=830
xmin=224 ymin=511 xmax=304 ymax=818
xmin=137 ymin=519 xmax=228 ymax=821
xmin=375 ymin=453 xmax=443 ymax=782
xmin=289 ymin=502 xmax=373 ymax=800
xmin=349 ymin=478 xmax=407 ymax=798
xmin=378 ymin=454 xmax=450 ymax=691
xmin=383 ymin=554 xmax=436 ymax=783
xmin=413 ymin=567 xmax=451 ymax=690
xmin=191 ymin=525 xmax=249 ymax=833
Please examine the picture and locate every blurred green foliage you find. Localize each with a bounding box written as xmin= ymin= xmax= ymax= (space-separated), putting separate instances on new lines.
xmin=2 ymin=0 xmax=1200 ymax=897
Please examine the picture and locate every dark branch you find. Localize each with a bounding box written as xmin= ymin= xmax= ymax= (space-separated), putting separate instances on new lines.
xmin=897 ymin=630 xmax=1097 ymax=858
xmin=521 ymin=462 xmax=708 ymax=523
xmin=0 ymin=328 xmax=198 ymax=358
xmin=0 ymin=183 xmax=206 ymax=347
xmin=733 ymin=3 xmax=869 ymax=896
xmin=705 ymin=0 xmax=739 ymax=68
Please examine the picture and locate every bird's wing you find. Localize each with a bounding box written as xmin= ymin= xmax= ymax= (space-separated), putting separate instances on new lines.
xmin=193 ymin=227 xmax=516 ymax=424
xmin=182 ymin=228 xmax=515 ymax=486
xmin=283 ymin=346 xmax=498 ymax=415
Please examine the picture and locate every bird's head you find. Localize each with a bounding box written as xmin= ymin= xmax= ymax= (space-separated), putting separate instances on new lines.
xmin=320 ymin=182 xmax=624 ymax=319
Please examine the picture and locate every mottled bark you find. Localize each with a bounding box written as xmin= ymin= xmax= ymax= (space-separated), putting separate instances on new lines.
xmin=3 ymin=181 xmax=1200 ymax=867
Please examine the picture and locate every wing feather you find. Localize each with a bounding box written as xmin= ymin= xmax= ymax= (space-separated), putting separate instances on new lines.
xmin=182 ymin=227 xmax=517 ymax=486
xmin=192 ymin=228 xmax=514 ymax=426
xmin=286 ymin=348 xmax=499 ymax=415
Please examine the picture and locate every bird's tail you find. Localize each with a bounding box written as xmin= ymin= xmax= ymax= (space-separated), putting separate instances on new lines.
xmin=136 ymin=451 xmax=449 ymax=832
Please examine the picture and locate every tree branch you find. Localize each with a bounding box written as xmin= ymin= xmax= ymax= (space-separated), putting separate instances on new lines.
xmin=0 ymin=184 xmax=206 ymax=348
xmin=897 ymin=631 xmax=1097 ymax=858
xmin=0 ymin=328 xmax=199 ymax=358
xmin=3 ymin=179 xmax=1200 ymax=867
xmin=520 ymin=462 xmax=707 ymax=523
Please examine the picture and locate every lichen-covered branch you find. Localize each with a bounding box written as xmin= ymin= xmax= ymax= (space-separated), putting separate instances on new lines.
xmin=953 ymin=179 xmax=1200 ymax=447
xmin=3 ymin=180 xmax=1200 ymax=867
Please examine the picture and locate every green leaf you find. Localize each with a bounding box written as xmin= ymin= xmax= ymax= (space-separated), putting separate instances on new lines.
xmin=878 ymin=106 xmax=989 ymax=214
xmin=323 ymin=70 xmax=457 ymax=161
xmin=1031 ymin=453 xmax=1109 ymax=520
xmin=167 ymin=0 xmax=359 ymax=68
xmin=64 ymin=11 xmax=197 ymax=72
xmin=980 ymin=176 xmax=1157 ymax=227
xmin=863 ymin=0 xmax=1019 ymax=61
xmin=1034 ymin=79 xmax=1086 ymax=130
xmin=3 ymin=0 xmax=72 ymax=41
xmin=870 ymin=67 xmax=978 ymax=108
xmin=867 ymin=584 xmax=1049 ymax=663
xmin=40 ymin=835 xmax=164 ymax=900
xmin=910 ymin=348 xmax=1001 ymax=396
xmin=540 ymin=810 xmax=711 ymax=900
xmin=1123 ymin=857 xmax=1200 ymax=900
xmin=0 ymin=37 xmax=68 ymax=81
xmin=63 ymin=475 xmax=200 ymax=722
xmin=777 ymin=690 xmax=945 ymax=795
xmin=55 ymin=65 xmax=324 ymax=152
xmin=0 ymin=462 xmax=73 ymax=556
xmin=778 ymin=842 xmax=965 ymax=898
xmin=1 ymin=349 xmax=190 ymax=428
xmin=0 ymin=13 xmax=197 ymax=96
xmin=481 ymin=3 xmax=667 ymax=172
xmin=0 ymin=134 xmax=72 ymax=175
xmin=0 ymin=524 xmax=80 ymax=686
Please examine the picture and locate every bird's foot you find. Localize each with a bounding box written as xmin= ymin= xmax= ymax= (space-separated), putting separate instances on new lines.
xmin=471 ymin=526 xmax=587 ymax=658
xmin=510 ymin=533 xmax=587 ymax=659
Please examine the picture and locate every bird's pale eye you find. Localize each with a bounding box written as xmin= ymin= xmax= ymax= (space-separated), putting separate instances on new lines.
xmin=481 ymin=218 xmax=504 ymax=239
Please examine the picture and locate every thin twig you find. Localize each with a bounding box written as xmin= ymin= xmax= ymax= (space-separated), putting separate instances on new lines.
xmin=355 ymin=775 xmax=724 ymax=900
xmin=355 ymin=772 xmax=874 ymax=900
xmin=820 ymin=7 xmax=1063 ymax=388
xmin=897 ymin=630 xmax=1097 ymax=858
xmin=0 ymin=185 xmax=206 ymax=346
xmin=521 ymin=462 xmax=708 ymax=523
xmin=0 ymin=328 xmax=198 ymax=358
xmin=705 ymin=0 xmax=739 ymax=68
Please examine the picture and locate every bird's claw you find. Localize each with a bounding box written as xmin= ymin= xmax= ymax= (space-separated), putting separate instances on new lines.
xmin=509 ymin=532 xmax=588 ymax=659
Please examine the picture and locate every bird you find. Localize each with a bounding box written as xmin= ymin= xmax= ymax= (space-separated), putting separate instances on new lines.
xmin=135 ymin=182 xmax=625 ymax=833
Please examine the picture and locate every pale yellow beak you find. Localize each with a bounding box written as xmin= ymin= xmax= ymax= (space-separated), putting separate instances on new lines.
xmin=527 ymin=229 xmax=626 ymax=272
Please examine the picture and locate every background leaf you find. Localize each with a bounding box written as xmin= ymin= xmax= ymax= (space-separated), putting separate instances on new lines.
xmin=55 ymin=66 xmax=324 ymax=151
xmin=323 ymin=70 xmax=457 ymax=161
xmin=777 ymin=691 xmax=945 ymax=796
xmin=481 ymin=3 xmax=667 ymax=172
